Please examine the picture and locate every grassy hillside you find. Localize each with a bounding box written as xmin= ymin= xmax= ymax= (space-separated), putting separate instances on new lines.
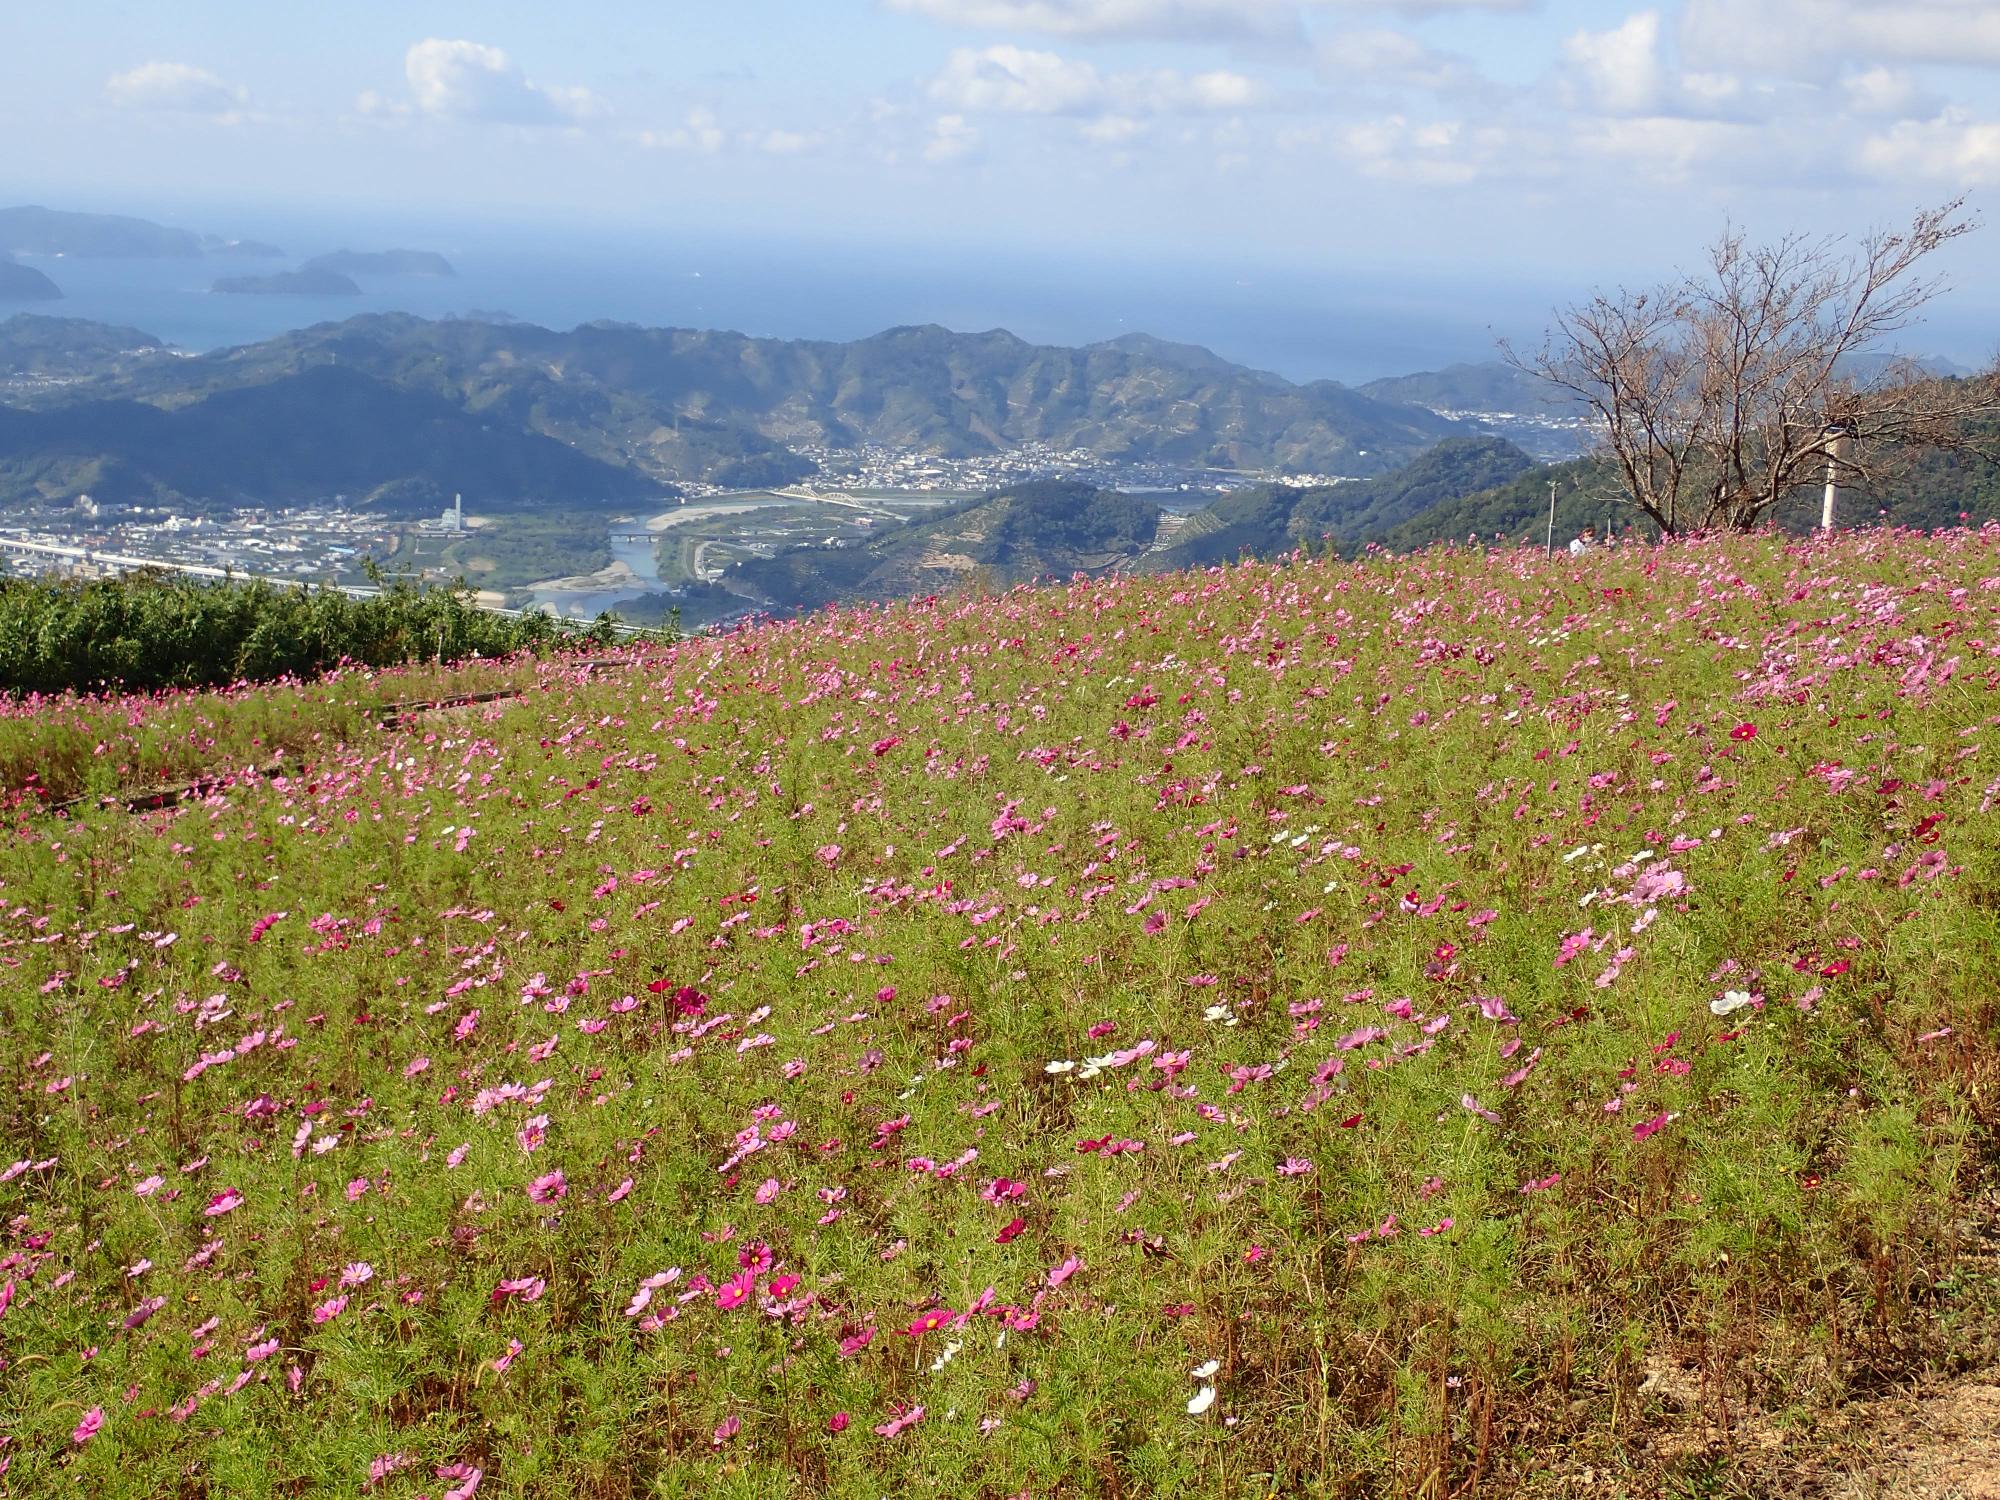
xmin=2 ymin=532 xmax=1999 ymax=1495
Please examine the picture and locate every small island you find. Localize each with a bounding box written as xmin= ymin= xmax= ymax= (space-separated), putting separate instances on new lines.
xmin=304 ymin=249 xmax=455 ymax=278
xmin=211 ymin=267 xmax=362 ymax=296
xmin=0 ymin=256 xmax=62 ymax=301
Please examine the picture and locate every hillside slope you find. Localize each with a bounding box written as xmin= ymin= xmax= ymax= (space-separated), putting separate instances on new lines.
xmin=3 ymin=535 xmax=1998 ymax=1497
xmin=728 ymin=478 xmax=1162 ymax=609
xmin=0 ymin=363 xmax=669 ymax=512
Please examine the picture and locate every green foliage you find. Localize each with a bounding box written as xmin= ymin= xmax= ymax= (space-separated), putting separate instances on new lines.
xmin=417 ymin=515 xmax=614 ymax=592
xmin=0 ymin=570 xmax=631 ymax=697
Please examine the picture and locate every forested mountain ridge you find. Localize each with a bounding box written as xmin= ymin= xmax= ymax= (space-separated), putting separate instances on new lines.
xmin=1 ymin=313 xmax=1467 ymax=504
xmin=0 ymin=364 xmax=668 ymax=514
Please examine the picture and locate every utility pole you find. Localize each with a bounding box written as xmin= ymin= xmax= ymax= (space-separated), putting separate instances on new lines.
xmin=1545 ymin=479 xmax=1558 ymax=560
xmin=1821 ymin=422 xmax=1853 ymax=532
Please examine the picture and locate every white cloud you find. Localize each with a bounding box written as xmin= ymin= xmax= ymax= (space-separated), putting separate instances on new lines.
xmin=929 ymin=45 xmax=1261 ymax=118
xmin=932 ymin=45 xmax=1106 ymax=113
xmin=752 ymin=128 xmax=822 ymax=155
xmin=1842 ymin=67 xmax=1939 ymax=119
xmin=1563 ymin=11 xmax=1665 ymax=116
xmin=1682 ymin=0 xmax=2000 ymax=77
xmin=1317 ymin=29 xmax=1484 ymax=96
xmin=1579 ymin=115 xmax=1743 ymax=179
xmin=385 ymin=39 xmax=598 ymax=125
xmin=887 ymin=0 xmax=1530 ymax=38
xmin=1321 ymin=113 xmax=1528 ymax=185
xmin=924 ymin=113 xmax=982 ymax=162
xmin=1560 ymin=11 xmax=1770 ymax=123
xmin=105 ymin=62 xmax=246 ymax=120
xmin=1859 ymin=110 xmax=2000 ymax=186
xmin=887 ymin=0 xmax=1299 ymax=41
xmin=639 ymin=108 xmax=727 ymax=153
xmin=1080 ymin=114 xmax=1147 ymax=145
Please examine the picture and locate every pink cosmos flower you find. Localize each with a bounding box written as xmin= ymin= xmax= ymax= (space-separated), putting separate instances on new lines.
xmin=714 ymin=1270 xmax=755 ymax=1310
xmin=204 ymin=1187 xmax=244 ymax=1217
xmin=607 ymin=1176 xmax=635 ymax=1203
xmin=527 ymin=1170 xmax=567 ymax=1204
xmin=365 ymin=1453 xmax=413 ymax=1488
xmin=874 ymin=1404 xmax=926 ymax=1438
xmin=73 ymin=1406 xmax=104 ymax=1445
xmin=312 ymin=1294 xmax=350 ymax=1324
xmin=712 ymin=1415 xmax=741 ymax=1445
xmin=903 ymin=1308 xmax=957 ymax=1336
xmin=827 ymin=1411 xmax=851 ymax=1433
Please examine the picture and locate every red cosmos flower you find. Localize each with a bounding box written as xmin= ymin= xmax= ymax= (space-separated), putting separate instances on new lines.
xmin=1729 ymin=722 xmax=1758 ymax=741
xmin=995 ymin=1217 xmax=1027 ymax=1244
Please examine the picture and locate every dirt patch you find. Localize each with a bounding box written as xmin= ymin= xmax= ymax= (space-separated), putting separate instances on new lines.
xmin=1827 ymin=1381 xmax=2000 ymax=1499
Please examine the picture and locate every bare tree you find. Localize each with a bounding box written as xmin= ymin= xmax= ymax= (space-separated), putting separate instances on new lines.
xmin=1510 ymin=200 xmax=2000 ymax=533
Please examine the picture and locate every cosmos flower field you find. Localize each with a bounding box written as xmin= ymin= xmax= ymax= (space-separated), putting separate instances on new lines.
xmin=3 ymin=531 xmax=1999 ymax=1497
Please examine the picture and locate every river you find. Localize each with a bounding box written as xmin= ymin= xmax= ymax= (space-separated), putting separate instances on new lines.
xmin=524 ymin=533 xmax=665 ymax=620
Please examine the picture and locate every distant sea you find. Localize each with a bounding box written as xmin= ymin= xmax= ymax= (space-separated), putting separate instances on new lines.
xmin=16 ymin=210 xmax=1996 ymax=388
xmin=8 ymin=213 xmax=1575 ymax=387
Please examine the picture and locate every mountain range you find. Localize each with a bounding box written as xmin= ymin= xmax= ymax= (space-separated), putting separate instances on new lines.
xmin=0 ymin=312 xmax=1468 ymax=511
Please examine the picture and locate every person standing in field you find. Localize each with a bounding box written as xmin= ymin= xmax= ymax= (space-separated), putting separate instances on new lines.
xmin=1568 ymin=524 xmax=1597 ymax=555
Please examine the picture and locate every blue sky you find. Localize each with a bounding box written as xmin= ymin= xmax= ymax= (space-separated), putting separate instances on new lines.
xmin=4 ymin=0 xmax=1999 ymax=344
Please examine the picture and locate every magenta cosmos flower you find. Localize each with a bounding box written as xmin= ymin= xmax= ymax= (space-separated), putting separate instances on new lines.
xmin=526 ymin=1170 xmax=567 ymax=1204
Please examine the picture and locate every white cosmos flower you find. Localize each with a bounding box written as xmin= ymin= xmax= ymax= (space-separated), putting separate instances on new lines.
xmin=1044 ymin=1060 xmax=1076 ymax=1074
xmin=1187 ymin=1386 xmax=1217 ymax=1416
xmin=1710 ymin=990 xmax=1753 ymax=1015
xmin=1190 ymin=1359 xmax=1220 ymax=1378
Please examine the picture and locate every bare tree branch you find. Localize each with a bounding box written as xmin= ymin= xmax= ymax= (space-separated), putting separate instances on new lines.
xmin=1505 ymin=201 xmax=1998 ymax=533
